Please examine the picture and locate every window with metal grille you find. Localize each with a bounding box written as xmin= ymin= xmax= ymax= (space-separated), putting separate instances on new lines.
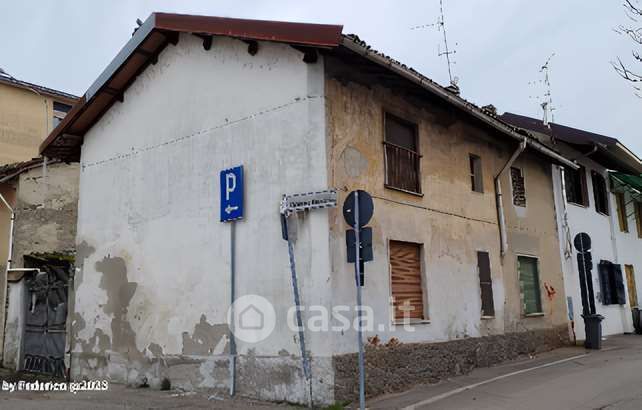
xmin=477 ymin=251 xmax=495 ymax=317
xmin=517 ymin=256 xmax=543 ymax=315
xmin=384 ymin=113 xmax=421 ymax=194
xmin=389 ymin=241 xmax=425 ymax=321
xmin=564 ymin=166 xmax=588 ymax=206
xmin=592 ymin=171 xmax=609 ymax=215
xmin=469 ymin=154 xmax=483 ymax=193
xmin=616 ymin=192 xmax=629 ymax=233
xmin=510 ymin=167 xmax=526 ymax=207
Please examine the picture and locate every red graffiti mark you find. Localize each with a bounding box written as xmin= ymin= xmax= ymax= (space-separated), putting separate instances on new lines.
xmin=544 ymin=282 xmax=556 ymax=300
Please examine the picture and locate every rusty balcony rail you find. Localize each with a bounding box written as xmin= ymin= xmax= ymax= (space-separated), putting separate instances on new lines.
xmin=384 ymin=142 xmax=421 ymax=194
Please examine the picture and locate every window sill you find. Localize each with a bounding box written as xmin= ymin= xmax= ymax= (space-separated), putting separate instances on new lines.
xmin=596 ymin=210 xmax=610 ymax=217
xmin=567 ymin=201 xmax=588 ymax=209
xmin=393 ymin=319 xmax=431 ymax=325
xmin=384 ymin=185 xmax=424 ymax=197
xmin=524 ymin=312 xmax=545 ymax=318
xmin=481 ymin=315 xmax=495 ymax=320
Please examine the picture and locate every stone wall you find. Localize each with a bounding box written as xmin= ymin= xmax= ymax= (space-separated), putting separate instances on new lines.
xmin=333 ymin=326 xmax=570 ymax=402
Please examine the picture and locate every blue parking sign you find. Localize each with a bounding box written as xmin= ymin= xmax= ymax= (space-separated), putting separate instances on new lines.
xmin=220 ymin=165 xmax=244 ymax=222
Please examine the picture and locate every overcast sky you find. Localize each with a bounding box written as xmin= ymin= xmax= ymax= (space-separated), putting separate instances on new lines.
xmin=2 ymin=1 xmax=640 ymax=156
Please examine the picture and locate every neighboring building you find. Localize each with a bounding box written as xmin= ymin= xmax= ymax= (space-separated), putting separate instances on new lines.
xmin=0 ymin=160 xmax=79 ymax=374
xmin=39 ymin=13 xmax=578 ymax=405
xmin=501 ymin=112 xmax=642 ymax=342
xmin=0 ymin=72 xmax=78 ymax=165
xmin=0 ymin=74 xmax=79 ymax=370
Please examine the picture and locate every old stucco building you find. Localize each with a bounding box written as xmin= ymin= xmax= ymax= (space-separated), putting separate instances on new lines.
xmin=40 ymin=13 xmax=580 ymax=405
xmin=0 ymin=73 xmax=77 ymax=165
xmin=0 ymin=74 xmax=79 ymax=368
xmin=502 ymin=112 xmax=642 ymax=342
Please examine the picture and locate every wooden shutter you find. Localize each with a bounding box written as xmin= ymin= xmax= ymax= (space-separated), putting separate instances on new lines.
xmin=518 ymin=256 xmax=542 ymax=314
xmin=477 ymin=251 xmax=495 ymax=317
xmin=635 ymin=202 xmax=642 ymax=238
xmin=613 ymin=264 xmax=627 ymax=305
xmin=390 ymin=241 xmax=424 ymax=320
xmin=616 ymin=192 xmax=629 ymax=232
xmin=598 ymin=261 xmax=613 ymax=305
xmin=626 ymin=265 xmax=638 ymax=308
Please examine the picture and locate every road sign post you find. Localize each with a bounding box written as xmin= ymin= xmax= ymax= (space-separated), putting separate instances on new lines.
xmin=279 ymin=189 xmax=337 ymax=408
xmin=220 ymin=165 xmax=244 ymax=396
xmin=342 ymin=190 xmax=374 ymax=410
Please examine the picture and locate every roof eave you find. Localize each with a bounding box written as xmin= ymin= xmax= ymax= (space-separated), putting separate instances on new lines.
xmin=339 ymin=37 xmax=578 ymax=170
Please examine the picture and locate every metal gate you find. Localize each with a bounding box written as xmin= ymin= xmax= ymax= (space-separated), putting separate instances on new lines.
xmin=21 ymin=265 xmax=68 ymax=377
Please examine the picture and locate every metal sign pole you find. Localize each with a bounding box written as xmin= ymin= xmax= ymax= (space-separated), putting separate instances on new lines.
xmin=353 ymin=191 xmax=366 ymax=410
xmin=284 ymin=215 xmax=313 ymax=408
xmin=229 ymin=221 xmax=237 ymax=396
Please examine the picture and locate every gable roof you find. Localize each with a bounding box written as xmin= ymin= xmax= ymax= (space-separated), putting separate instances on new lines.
xmin=500 ymin=112 xmax=642 ymax=174
xmin=0 ymin=74 xmax=78 ymax=103
xmin=39 ymin=12 xmax=577 ymax=170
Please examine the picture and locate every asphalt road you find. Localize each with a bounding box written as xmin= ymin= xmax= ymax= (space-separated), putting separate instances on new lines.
xmin=370 ymin=334 xmax=642 ymax=410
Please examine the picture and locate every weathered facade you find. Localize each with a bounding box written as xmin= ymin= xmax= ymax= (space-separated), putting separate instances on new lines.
xmin=38 ymin=13 xmax=583 ymax=406
xmin=501 ymin=112 xmax=642 ymax=342
xmin=1 ymin=161 xmax=80 ymax=371
xmin=0 ymin=75 xmax=77 ymax=165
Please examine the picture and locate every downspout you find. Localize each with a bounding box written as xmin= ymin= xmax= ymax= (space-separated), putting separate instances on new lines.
xmin=0 ymin=191 xmax=15 ymax=363
xmin=0 ymin=193 xmax=14 ymax=273
xmin=495 ymin=140 xmax=527 ymax=257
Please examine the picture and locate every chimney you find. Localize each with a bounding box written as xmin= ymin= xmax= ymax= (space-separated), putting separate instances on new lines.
xmin=482 ymin=104 xmax=497 ymax=116
xmin=444 ymin=83 xmax=460 ymax=96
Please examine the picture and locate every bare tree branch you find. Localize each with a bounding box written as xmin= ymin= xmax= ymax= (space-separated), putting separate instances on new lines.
xmin=615 ymin=0 xmax=642 ymax=96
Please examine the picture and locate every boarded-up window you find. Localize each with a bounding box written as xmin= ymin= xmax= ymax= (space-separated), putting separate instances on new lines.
xmin=510 ymin=167 xmax=526 ymax=207
xmin=469 ymin=154 xmax=483 ymax=193
xmin=390 ymin=241 xmax=425 ymax=320
xmin=592 ymin=171 xmax=609 ymax=215
xmin=616 ymin=192 xmax=629 ymax=233
xmin=384 ymin=114 xmax=421 ymax=194
xmin=564 ymin=166 xmax=588 ymax=206
xmin=477 ymin=251 xmax=494 ymax=317
xmin=517 ymin=256 xmax=543 ymax=315
xmin=635 ymin=202 xmax=642 ymax=238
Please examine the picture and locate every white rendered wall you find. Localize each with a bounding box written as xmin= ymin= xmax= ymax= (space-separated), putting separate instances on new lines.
xmin=553 ymin=152 xmax=635 ymax=341
xmin=74 ymin=34 xmax=332 ymax=404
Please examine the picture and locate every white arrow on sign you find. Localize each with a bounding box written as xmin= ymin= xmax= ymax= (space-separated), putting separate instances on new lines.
xmin=225 ymin=205 xmax=239 ymax=214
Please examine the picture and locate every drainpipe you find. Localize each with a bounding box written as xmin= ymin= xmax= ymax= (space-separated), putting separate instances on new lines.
xmin=0 ymin=192 xmax=14 ymax=273
xmin=495 ymin=140 xmax=527 ymax=257
xmin=0 ymin=192 xmax=15 ymax=363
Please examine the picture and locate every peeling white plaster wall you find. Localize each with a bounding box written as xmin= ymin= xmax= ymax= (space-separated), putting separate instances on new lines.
xmin=74 ymin=34 xmax=333 ymax=404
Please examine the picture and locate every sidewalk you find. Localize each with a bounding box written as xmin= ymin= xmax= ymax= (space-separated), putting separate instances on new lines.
xmin=367 ymin=334 xmax=642 ymax=410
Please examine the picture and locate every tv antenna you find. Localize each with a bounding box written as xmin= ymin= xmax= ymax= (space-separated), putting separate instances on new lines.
xmin=410 ymin=0 xmax=459 ymax=87
xmin=529 ymin=53 xmax=556 ymax=127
